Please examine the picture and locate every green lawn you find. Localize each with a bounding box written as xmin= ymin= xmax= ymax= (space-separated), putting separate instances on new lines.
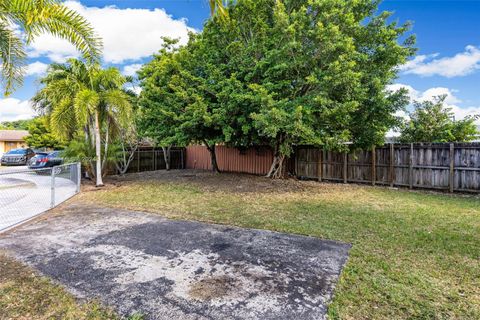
xmin=79 ymin=170 xmax=480 ymax=319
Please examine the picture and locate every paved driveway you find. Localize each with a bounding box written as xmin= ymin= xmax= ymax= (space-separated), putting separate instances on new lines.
xmin=0 ymin=166 xmax=77 ymax=231
xmin=0 ymin=204 xmax=351 ymax=320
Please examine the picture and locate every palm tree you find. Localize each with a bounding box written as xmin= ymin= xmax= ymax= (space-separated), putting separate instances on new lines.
xmin=33 ymin=59 xmax=132 ymax=186
xmin=0 ymin=0 xmax=102 ymax=95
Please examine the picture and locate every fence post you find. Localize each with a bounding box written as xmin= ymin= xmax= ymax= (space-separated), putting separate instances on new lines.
xmin=390 ymin=143 xmax=395 ymax=187
xmin=294 ymin=147 xmax=299 ymax=177
xmin=322 ymin=149 xmax=327 ymax=181
xmin=50 ymin=168 xmax=55 ymax=208
xmin=343 ymin=152 xmax=348 ymax=184
xmin=137 ymin=149 xmax=140 ymax=172
xmin=317 ymin=148 xmax=322 ymax=182
xmin=409 ymin=143 xmax=414 ymax=189
xmin=181 ymin=149 xmax=185 ymax=169
xmin=76 ymin=163 xmax=81 ymax=193
xmin=449 ymin=143 xmax=455 ymax=193
xmin=152 ymin=150 xmax=155 ymax=171
xmin=371 ymin=146 xmax=376 ymax=186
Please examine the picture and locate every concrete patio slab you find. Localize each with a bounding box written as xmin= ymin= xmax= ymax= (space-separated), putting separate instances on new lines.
xmin=0 ymin=204 xmax=350 ymax=320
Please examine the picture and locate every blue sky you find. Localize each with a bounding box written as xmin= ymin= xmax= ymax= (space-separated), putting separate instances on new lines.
xmin=2 ymin=0 xmax=480 ymax=122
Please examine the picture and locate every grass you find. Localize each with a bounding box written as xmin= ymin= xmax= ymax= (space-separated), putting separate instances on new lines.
xmin=78 ymin=170 xmax=480 ymax=320
xmin=0 ymin=252 xmax=118 ymax=320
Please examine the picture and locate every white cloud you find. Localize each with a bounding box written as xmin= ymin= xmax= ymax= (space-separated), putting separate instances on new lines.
xmin=449 ymin=105 xmax=480 ymax=122
xmin=388 ymin=84 xmax=461 ymax=105
xmin=386 ymin=83 xmax=419 ymax=101
xmin=130 ymin=86 xmax=142 ymax=95
xmin=25 ymin=61 xmax=49 ymax=76
xmin=388 ymin=83 xmax=480 ymax=124
xmin=0 ymin=98 xmax=35 ymax=122
xmin=400 ymin=46 xmax=480 ymax=77
xmin=27 ymin=1 xmax=193 ymax=64
xmin=122 ymin=64 xmax=142 ymax=76
xmin=417 ymin=87 xmax=461 ymax=105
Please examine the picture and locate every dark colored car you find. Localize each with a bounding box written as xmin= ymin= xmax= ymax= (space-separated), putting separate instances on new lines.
xmin=1 ymin=148 xmax=35 ymax=166
xmin=28 ymin=151 xmax=64 ymax=170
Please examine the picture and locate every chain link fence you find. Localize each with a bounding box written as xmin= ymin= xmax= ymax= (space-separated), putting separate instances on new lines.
xmin=0 ymin=163 xmax=81 ymax=232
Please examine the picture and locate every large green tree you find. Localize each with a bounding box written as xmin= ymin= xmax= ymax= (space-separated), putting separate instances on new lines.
xmin=206 ymin=0 xmax=414 ymax=177
xmin=139 ymin=38 xmax=225 ymax=172
xmin=0 ymin=0 xmax=102 ymax=95
xmin=33 ymin=59 xmax=132 ymax=186
xmin=140 ymin=0 xmax=415 ymax=178
xmin=399 ymin=96 xmax=479 ymax=143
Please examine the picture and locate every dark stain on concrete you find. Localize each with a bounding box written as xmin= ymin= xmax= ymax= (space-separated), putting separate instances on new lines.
xmin=0 ymin=204 xmax=351 ymax=320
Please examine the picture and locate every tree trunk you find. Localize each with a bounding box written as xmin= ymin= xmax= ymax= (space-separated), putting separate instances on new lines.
xmin=94 ymin=110 xmax=104 ymax=186
xmin=267 ymin=140 xmax=286 ymax=179
xmin=205 ymin=142 xmax=220 ymax=173
xmin=266 ymin=154 xmax=286 ymax=179
xmin=162 ymin=146 xmax=172 ymax=171
xmin=115 ymin=141 xmax=137 ymax=175
xmin=102 ymin=120 xmax=109 ymax=174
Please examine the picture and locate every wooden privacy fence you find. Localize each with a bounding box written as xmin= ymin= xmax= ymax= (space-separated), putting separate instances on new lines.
xmin=125 ymin=148 xmax=185 ymax=174
xmin=296 ymin=143 xmax=480 ymax=193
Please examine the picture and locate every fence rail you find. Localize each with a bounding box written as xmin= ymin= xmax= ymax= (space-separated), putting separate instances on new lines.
xmin=296 ymin=143 xmax=480 ymax=193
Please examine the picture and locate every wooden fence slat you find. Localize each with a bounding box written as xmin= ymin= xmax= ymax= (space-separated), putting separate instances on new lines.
xmin=152 ymin=150 xmax=156 ymax=171
xmin=137 ymin=149 xmax=140 ymax=172
xmin=294 ymin=143 xmax=480 ymax=193
xmin=409 ymin=143 xmax=414 ymax=189
xmin=450 ymin=143 xmax=455 ymax=193
xmin=322 ymin=149 xmax=327 ymax=181
xmin=318 ymin=149 xmax=323 ymax=182
xmin=372 ymin=146 xmax=376 ymax=186
xmin=390 ymin=143 xmax=394 ymax=187
xmin=295 ymin=147 xmax=299 ymax=177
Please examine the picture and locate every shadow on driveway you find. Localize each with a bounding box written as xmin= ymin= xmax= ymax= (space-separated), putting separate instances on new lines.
xmin=0 ymin=204 xmax=350 ymax=320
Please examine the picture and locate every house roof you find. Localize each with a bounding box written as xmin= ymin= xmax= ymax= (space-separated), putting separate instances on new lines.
xmin=0 ymin=130 xmax=29 ymax=142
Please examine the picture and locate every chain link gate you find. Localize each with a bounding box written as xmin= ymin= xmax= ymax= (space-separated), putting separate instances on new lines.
xmin=0 ymin=163 xmax=81 ymax=232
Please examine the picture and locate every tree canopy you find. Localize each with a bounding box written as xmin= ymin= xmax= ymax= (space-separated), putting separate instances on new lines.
xmin=139 ymin=0 xmax=415 ymax=177
xmin=0 ymin=119 xmax=33 ymax=130
xmin=139 ymin=38 xmax=225 ymax=171
xmin=24 ymin=116 xmax=64 ymax=149
xmin=399 ymin=96 xmax=479 ymax=143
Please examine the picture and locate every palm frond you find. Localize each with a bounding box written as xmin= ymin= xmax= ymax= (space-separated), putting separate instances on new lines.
xmin=50 ymin=98 xmax=76 ymax=139
xmin=0 ymin=21 xmax=26 ymax=95
xmin=209 ymin=0 xmax=227 ymax=17
xmin=102 ymin=89 xmax=132 ymax=128
xmin=0 ymin=0 xmax=102 ymax=95
xmin=5 ymin=0 xmax=102 ymax=61
xmin=74 ymin=88 xmax=99 ymax=126
xmin=94 ymin=67 xmax=126 ymax=90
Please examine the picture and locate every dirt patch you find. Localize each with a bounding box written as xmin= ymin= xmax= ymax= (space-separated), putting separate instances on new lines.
xmin=189 ymin=276 xmax=238 ymax=301
xmin=91 ymin=169 xmax=355 ymax=195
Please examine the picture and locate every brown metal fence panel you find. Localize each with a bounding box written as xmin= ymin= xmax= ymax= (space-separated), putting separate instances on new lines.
xmin=185 ymin=145 xmax=274 ymax=175
xmin=296 ymin=143 xmax=480 ymax=193
xmin=185 ymin=145 xmax=212 ymax=171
